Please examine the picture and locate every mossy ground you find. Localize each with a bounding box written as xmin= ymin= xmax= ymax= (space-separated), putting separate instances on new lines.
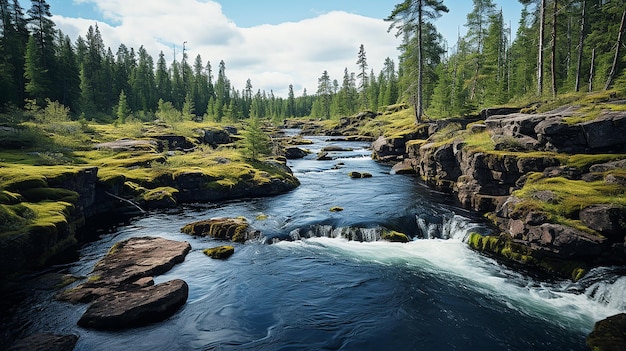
xmin=0 ymin=117 xmax=296 ymax=274
xmin=512 ymin=171 xmax=626 ymax=234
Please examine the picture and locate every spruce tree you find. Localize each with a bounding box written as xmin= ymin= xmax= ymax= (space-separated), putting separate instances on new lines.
xmin=239 ymin=116 xmax=271 ymax=160
xmin=386 ymin=0 xmax=448 ymax=122
xmin=356 ymin=44 xmax=369 ymax=109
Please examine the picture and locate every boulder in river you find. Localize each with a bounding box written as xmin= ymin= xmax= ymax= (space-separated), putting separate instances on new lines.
xmin=203 ymin=245 xmax=235 ymax=259
xmin=77 ymin=279 xmax=189 ymax=330
xmin=56 ymin=237 xmax=191 ymax=304
xmin=284 ymin=146 xmax=308 ymax=159
xmin=181 ymin=217 xmax=254 ymax=243
xmin=586 ymin=313 xmax=626 ymax=351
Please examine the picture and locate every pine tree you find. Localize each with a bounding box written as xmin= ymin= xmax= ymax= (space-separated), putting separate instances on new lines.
xmin=239 ymin=116 xmax=271 ymax=160
xmin=356 ymin=44 xmax=369 ymax=109
xmin=316 ymin=70 xmax=332 ymax=119
xmin=386 ymin=0 xmax=448 ymax=122
xmin=0 ymin=0 xmax=28 ymax=107
xmin=116 ymin=89 xmax=130 ymax=123
xmin=155 ymin=51 xmax=171 ymax=103
xmin=27 ymin=0 xmax=55 ymax=75
xmin=55 ymin=31 xmax=80 ymax=111
xmin=23 ymin=34 xmax=50 ymax=103
xmin=287 ymin=84 xmax=296 ymax=117
xmin=214 ymin=60 xmax=230 ymax=122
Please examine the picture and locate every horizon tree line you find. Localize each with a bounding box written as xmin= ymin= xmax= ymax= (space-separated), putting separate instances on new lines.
xmin=2 ymin=0 xmax=625 ymax=125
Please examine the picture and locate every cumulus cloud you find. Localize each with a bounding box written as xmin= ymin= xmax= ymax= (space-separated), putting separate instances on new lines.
xmin=53 ymin=0 xmax=401 ymax=97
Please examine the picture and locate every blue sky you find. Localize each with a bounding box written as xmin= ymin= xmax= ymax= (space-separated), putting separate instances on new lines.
xmin=40 ymin=0 xmax=523 ymax=96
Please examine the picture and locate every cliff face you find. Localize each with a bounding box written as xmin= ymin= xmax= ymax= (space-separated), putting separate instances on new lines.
xmin=374 ymin=106 xmax=626 ymax=279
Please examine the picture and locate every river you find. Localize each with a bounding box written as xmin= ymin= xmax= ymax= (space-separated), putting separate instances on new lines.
xmin=4 ymin=132 xmax=625 ymax=350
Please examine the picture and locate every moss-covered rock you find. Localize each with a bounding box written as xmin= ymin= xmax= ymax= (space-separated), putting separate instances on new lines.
xmin=467 ymin=232 xmax=588 ymax=281
xmin=381 ymin=230 xmax=410 ymax=243
xmin=181 ymin=217 xmax=252 ymax=243
xmin=586 ymin=313 xmax=626 ymax=351
xmin=137 ymin=187 xmax=178 ymax=209
xmin=329 ymin=206 xmax=344 ymax=212
xmin=203 ymin=245 xmax=235 ymax=259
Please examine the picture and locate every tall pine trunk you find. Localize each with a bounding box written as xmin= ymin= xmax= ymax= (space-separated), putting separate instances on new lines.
xmin=604 ymin=7 xmax=626 ymax=90
xmin=551 ymin=0 xmax=558 ymax=98
xmin=416 ymin=0 xmax=424 ymax=123
xmin=575 ymin=0 xmax=586 ymax=92
xmin=538 ymin=0 xmax=546 ymax=97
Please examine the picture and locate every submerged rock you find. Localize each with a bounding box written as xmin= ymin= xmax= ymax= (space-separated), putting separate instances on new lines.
xmin=381 ymin=231 xmax=410 ymax=243
xmin=7 ymin=333 xmax=78 ymax=351
xmin=77 ymin=279 xmax=189 ymax=330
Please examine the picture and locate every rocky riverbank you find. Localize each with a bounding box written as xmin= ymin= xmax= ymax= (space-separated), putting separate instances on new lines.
xmin=369 ymin=104 xmax=626 ymax=280
xmin=0 ymin=124 xmax=299 ymax=280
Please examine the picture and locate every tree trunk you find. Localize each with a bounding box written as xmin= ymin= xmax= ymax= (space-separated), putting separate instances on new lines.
xmin=604 ymin=7 xmax=626 ymax=90
xmin=551 ymin=0 xmax=558 ymax=98
xmin=416 ymin=0 xmax=424 ymax=123
xmin=575 ymin=0 xmax=586 ymax=92
xmin=589 ymin=47 xmax=595 ymax=91
xmin=538 ymin=0 xmax=546 ymax=97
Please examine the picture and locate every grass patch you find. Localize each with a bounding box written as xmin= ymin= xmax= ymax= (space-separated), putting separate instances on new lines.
xmin=566 ymin=154 xmax=626 ymax=170
xmin=512 ymin=172 xmax=626 ymax=233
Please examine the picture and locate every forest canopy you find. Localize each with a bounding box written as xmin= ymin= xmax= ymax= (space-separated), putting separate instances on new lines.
xmin=1 ymin=0 xmax=625 ymax=124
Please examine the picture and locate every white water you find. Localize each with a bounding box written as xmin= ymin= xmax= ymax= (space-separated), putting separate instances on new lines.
xmin=275 ymin=214 xmax=626 ymax=334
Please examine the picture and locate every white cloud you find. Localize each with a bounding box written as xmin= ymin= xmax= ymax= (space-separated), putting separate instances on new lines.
xmin=53 ymin=0 xmax=401 ymax=97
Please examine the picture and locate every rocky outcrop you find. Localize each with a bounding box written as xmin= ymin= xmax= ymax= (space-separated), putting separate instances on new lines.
xmin=203 ymin=245 xmax=235 ymax=259
xmin=0 ymin=167 xmax=99 ymax=279
xmin=586 ymin=313 xmax=626 ymax=351
xmin=197 ymin=127 xmax=232 ymax=147
xmin=485 ymin=106 xmax=626 ymax=153
xmin=373 ymin=107 xmax=626 ymax=279
xmin=57 ymin=237 xmax=190 ymax=330
xmin=284 ymin=147 xmax=308 ymax=159
xmin=77 ymin=279 xmax=189 ymax=330
xmin=57 ymin=237 xmax=191 ymax=304
xmin=181 ymin=217 xmax=257 ymax=243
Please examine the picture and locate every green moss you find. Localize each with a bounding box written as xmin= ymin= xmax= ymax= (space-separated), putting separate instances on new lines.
xmin=20 ymin=187 xmax=79 ymax=204
xmin=139 ymin=187 xmax=178 ymax=202
xmin=329 ymin=206 xmax=344 ymax=212
xmin=513 ymin=173 xmax=626 ymax=233
xmin=468 ymin=233 xmax=534 ymax=264
xmin=0 ymin=203 xmax=34 ymax=234
xmin=0 ymin=190 xmax=23 ymax=204
xmin=1 ymin=175 xmax=48 ymax=192
xmin=181 ymin=217 xmax=249 ymax=243
xmin=566 ymin=154 xmax=626 ymax=170
xmin=468 ymin=232 xmax=588 ymax=281
xmin=203 ymin=245 xmax=235 ymax=259
xmin=107 ymin=242 xmax=121 ymax=255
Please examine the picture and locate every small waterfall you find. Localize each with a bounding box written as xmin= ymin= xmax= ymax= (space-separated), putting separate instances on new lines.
xmin=288 ymin=224 xmax=385 ymax=242
xmin=416 ymin=212 xmax=491 ymax=240
xmin=575 ymin=267 xmax=626 ymax=311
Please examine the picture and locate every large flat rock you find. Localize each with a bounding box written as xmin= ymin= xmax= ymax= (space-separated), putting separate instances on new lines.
xmin=57 ymin=236 xmax=191 ymax=303
xmin=77 ymin=279 xmax=189 ymax=330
